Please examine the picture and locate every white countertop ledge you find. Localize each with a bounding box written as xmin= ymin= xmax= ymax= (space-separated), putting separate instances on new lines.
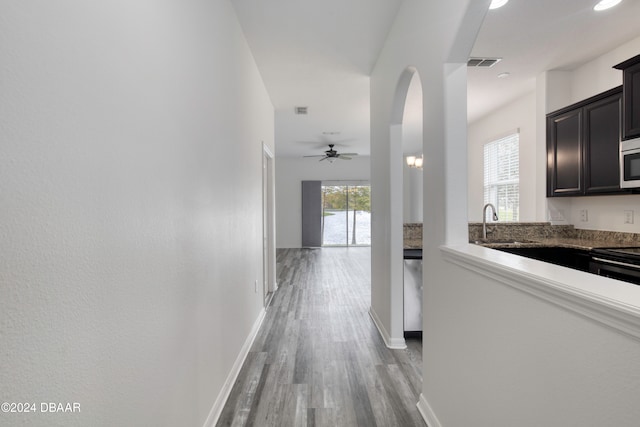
xmin=441 ymin=244 xmax=640 ymax=341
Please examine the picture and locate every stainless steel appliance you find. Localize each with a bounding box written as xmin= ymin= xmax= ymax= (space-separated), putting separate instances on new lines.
xmin=403 ymin=249 xmax=422 ymax=336
xmin=590 ymin=248 xmax=640 ymax=285
xmin=620 ymin=136 xmax=640 ymax=188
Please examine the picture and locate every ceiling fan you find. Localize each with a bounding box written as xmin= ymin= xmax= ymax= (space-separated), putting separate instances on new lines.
xmin=303 ymin=144 xmax=358 ymax=162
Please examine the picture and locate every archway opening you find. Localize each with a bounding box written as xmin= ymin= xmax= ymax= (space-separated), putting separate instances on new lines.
xmin=388 ymin=67 xmax=424 ymax=348
xmin=402 ymin=72 xmax=424 ymax=224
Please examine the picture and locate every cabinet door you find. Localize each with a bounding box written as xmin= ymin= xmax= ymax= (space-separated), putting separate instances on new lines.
xmin=547 ymin=109 xmax=582 ymax=196
xmin=584 ymin=91 xmax=626 ymax=194
xmin=622 ymin=62 xmax=640 ymax=139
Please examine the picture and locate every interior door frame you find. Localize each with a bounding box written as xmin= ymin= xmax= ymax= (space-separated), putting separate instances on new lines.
xmin=262 ymin=142 xmax=277 ymax=303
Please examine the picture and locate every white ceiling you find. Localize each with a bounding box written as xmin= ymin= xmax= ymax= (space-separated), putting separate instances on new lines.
xmin=231 ymin=0 xmax=640 ymax=158
xmin=230 ymin=0 xmax=402 ymax=159
xmin=469 ymin=0 xmax=640 ymax=123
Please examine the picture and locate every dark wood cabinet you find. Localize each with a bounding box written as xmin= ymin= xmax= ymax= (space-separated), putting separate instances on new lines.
xmin=495 ymin=247 xmax=591 ymax=272
xmin=547 ymin=108 xmax=582 ymax=196
xmin=614 ymin=54 xmax=640 ymax=140
xmin=547 ymin=87 xmax=627 ymax=197
xmin=584 ymin=92 xmax=623 ymax=194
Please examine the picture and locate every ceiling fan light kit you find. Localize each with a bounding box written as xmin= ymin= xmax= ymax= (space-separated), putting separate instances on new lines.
xmin=406 ymin=155 xmax=423 ymax=169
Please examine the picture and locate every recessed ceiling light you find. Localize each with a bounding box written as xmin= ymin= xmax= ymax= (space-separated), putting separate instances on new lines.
xmin=497 ymin=72 xmax=510 ymax=78
xmin=594 ymin=0 xmax=622 ymax=11
xmin=489 ymin=0 xmax=509 ymax=10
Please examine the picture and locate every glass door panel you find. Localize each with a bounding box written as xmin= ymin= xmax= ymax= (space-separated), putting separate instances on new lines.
xmin=321 ymin=184 xmax=370 ymax=246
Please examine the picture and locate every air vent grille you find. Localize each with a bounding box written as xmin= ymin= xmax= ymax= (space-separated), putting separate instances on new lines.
xmin=295 ymin=106 xmax=308 ymax=115
xmin=467 ymin=57 xmax=502 ymax=67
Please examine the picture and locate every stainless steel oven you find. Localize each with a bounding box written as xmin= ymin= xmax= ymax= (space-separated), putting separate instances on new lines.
xmin=620 ymin=137 xmax=640 ymax=188
xmin=590 ymin=248 xmax=640 ymax=285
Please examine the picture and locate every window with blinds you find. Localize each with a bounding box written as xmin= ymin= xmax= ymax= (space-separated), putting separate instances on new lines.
xmin=483 ymin=132 xmax=519 ymax=222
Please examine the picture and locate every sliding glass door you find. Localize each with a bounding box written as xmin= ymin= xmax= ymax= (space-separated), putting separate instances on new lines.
xmin=321 ymin=183 xmax=370 ymax=246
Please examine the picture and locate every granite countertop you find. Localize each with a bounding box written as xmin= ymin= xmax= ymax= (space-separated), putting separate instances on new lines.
xmin=413 ymin=235 xmax=636 ymax=250
xmin=408 ymin=221 xmax=640 ymax=251
xmin=404 ymin=239 xmax=422 ymax=249
xmin=469 ymin=222 xmax=640 ymax=251
xmin=475 ymin=237 xmax=636 ymax=251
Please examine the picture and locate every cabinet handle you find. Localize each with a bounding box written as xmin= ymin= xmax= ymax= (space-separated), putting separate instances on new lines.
xmin=592 ymin=257 xmax=640 ymax=270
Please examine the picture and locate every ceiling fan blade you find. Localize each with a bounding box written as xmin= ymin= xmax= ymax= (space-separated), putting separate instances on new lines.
xmin=305 ymin=144 xmax=356 ymax=161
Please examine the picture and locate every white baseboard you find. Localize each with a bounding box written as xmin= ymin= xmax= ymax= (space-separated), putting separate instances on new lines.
xmin=368 ymin=307 xmax=406 ymax=349
xmin=203 ymin=307 xmax=267 ymax=427
xmin=417 ymin=393 xmax=442 ymax=427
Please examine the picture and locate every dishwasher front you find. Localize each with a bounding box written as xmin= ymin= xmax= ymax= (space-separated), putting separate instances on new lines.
xmin=403 ymin=249 xmax=423 ymax=335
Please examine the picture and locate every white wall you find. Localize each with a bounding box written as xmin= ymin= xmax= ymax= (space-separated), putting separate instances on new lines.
xmin=469 ymin=35 xmax=640 ymax=230
xmin=562 ymin=194 xmax=640 ymax=232
xmin=403 ymin=167 xmax=423 ymax=223
xmin=372 ymin=1 xmax=640 ymax=426
xmin=275 ymin=156 xmax=370 ymax=248
xmin=0 ymin=2 xmax=273 ymax=426
xmin=468 ymin=92 xmax=537 ymax=222
xmin=571 ymin=34 xmax=640 ymax=103
xmin=369 ymin=0 xmax=486 ymax=363
xmin=432 ymin=248 xmax=640 ymax=427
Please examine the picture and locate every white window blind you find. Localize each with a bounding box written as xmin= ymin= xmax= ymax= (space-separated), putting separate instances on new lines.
xmin=484 ymin=132 xmax=519 ymax=222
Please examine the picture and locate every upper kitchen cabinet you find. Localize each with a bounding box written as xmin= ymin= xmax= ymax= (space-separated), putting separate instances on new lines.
xmin=547 ymin=107 xmax=582 ymax=196
xmin=614 ymin=54 xmax=640 ymax=140
xmin=547 ymin=87 xmax=627 ymax=197
xmin=584 ymin=90 xmax=624 ymax=194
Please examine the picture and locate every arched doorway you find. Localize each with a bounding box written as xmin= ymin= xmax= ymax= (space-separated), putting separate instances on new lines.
xmin=387 ymin=67 xmax=423 ymax=347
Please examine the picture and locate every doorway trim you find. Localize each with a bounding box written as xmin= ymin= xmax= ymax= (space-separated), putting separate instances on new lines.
xmin=262 ymin=142 xmax=277 ymax=305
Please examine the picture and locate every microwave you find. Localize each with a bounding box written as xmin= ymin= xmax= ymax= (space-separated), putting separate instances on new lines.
xmin=620 ymin=137 xmax=640 ymax=188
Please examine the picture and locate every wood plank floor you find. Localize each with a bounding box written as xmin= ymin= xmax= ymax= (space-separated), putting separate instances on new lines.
xmin=216 ymin=247 xmax=425 ymax=427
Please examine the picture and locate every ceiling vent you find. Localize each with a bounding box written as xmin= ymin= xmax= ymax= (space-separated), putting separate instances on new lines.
xmin=295 ymin=106 xmax=308 ymax=115
xmin=467 ymin=57 xmax=502 ymax=67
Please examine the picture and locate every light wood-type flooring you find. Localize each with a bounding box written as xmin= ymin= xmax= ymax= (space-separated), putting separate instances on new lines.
xmin=216 ymin=247 xmax=425 ymax=427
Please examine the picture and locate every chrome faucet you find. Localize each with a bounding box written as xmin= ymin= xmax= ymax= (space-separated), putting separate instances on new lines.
xmin=482 ymin=203 xmax=499 ymax=239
